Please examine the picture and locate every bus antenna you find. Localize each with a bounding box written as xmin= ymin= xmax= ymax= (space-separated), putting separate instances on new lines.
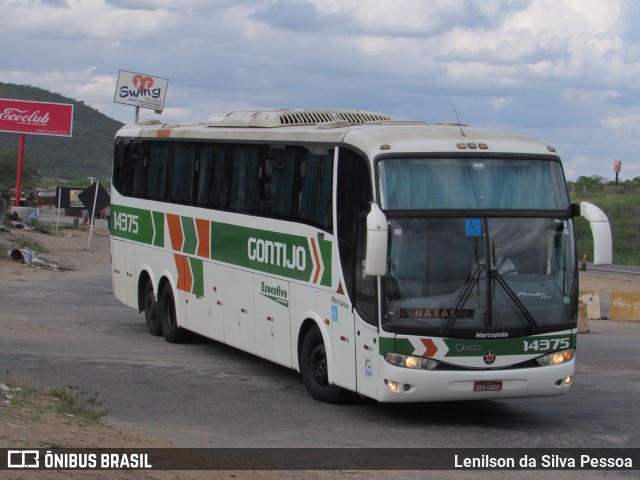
xmin=455 ymin=109 xmax=466 ymax=137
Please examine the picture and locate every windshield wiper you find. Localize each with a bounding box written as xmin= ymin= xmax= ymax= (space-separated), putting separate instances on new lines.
xmin=492 ymin=271 xmax=539 ymax=332
xmin=490 ymin=238 xmax=540 ymax=333
xmin=441 ymin=262 xmax=485 ymax=335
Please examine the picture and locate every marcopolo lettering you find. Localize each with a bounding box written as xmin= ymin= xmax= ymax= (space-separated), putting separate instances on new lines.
xmin=248 ymin=237 xmax=306 ymax=271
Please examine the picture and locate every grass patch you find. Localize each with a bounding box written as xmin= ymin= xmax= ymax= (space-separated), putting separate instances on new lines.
xmin=571 ymin=183 xmax=640 ymax=265
xmin=48 ymin=385 xmax=104 ymax=423
xmin=1 ymin=377 xmax=105 ymax=424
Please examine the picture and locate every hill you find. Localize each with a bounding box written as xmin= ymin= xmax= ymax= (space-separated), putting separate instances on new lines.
xmin=0 ymin=82 xmax=123 ymax=182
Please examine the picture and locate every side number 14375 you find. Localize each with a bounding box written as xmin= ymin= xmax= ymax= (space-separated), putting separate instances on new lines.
xmin=114 ymin=212 xmax=139 ymax=234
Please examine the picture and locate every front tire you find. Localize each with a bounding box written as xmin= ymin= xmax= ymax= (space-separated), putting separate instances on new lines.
xmin=143 ymin=281 xmax=162 ymax=336
xmin=300 ymin=325 xmax=345 ymax=402
xmin=160 ymin=285 xmax=188 ymax=343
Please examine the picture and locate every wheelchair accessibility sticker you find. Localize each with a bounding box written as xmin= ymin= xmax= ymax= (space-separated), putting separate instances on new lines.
xmin=465 ymin=219 xmax=482 ymax=236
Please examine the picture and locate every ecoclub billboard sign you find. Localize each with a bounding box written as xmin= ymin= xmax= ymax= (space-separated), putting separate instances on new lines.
xmin=0 ymin=98 xmax=73 ymax=137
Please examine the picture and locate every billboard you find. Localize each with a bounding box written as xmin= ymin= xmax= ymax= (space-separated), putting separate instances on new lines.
xmin=114 ymin=70 xmax=169 ymax=112
xmin=0 ymin=99 xmax=73 ymax=137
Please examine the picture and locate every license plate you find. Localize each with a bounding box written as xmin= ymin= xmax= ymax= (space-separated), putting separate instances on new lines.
xmin=474 ymin=381 xmax=502 ymax=392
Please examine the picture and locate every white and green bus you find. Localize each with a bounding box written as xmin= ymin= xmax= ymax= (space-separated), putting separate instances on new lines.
xmin=110 ymin=109 xmax=611 ymax=403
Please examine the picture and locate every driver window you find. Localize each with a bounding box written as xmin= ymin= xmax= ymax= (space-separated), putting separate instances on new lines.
xmin=354 ymin=218 xmax=377 ymax=326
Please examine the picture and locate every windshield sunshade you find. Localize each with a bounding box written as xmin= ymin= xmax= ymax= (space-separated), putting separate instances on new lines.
xmin=378 ymin=157 xmax=569 ymax=210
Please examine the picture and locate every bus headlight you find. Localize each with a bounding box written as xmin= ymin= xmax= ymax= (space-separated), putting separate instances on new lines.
xmin=384 ymin=352 xmax=439 ymax=370
xmin=536 ymin=348 xmax=575 ymax=367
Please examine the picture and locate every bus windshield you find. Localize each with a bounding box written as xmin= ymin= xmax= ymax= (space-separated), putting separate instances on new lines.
xmin=383 ymin=217 xmax=577 ymax=335
xmin=378 ymin=157 xmax=569 ymax=210
xmin=377 ymin=156 xmax=576 ymax=335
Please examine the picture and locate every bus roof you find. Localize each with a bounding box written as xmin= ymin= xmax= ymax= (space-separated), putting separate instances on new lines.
xmin=117 ymin=109 xmax=558 ymax=157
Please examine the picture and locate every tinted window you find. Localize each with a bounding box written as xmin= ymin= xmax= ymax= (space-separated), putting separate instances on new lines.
xmin=113 ymin=139 xmax=336 ymax=232
xmin=170 ymin=143 xmax=196 ymax=204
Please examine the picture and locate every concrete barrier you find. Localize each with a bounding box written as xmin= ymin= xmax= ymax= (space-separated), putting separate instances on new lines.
xmin=9 ymin=206 xmax=35 ymax=220
xmin=579 ymin=291 xmax=601 ymax=319
xmin=578 ymin=291 xmax=601 ymax=333
xmin=610 ymin=292 xmax=640 ymax=321
xmin=577 ymin=303 xmax=590 ymax=333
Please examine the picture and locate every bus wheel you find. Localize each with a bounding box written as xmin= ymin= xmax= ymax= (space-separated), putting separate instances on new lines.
xmin=143 ymin=281 xmax=162 ymax=336
xmin=160 ymin=286 xmax=187 ymax=343
xmin=300 ymin=326 xmax=345 ymax=403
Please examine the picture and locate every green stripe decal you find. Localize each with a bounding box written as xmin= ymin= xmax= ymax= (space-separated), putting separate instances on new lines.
xmin=111 ymin=205 xmax=332 ymax=287
xmin=380 ymin=333 xmax=575 ymax=358
xmin=111 ymin=205 xmax=162 ymax=246
xmin=210 ymin=222 xmax=332 ymax=287
xmin=378 ymin=337 xmax=395 ymax=355
xmin=443 ymin=334 xmax=575 ymax=357
xmin=181 ymin=216 xmax=197 ymax=255
xmin=189 ymin=257 xmax=204 ymax=297
xmin=151 ymin=211 xmax=164 ymax=247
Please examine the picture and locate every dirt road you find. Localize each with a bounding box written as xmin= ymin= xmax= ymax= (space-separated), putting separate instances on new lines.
xmin=1 ymin=218 xmax=637 ymax=480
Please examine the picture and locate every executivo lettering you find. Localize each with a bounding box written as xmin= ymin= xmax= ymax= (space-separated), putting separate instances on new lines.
xmin=260 ymin=281 xmax=289 ymax=307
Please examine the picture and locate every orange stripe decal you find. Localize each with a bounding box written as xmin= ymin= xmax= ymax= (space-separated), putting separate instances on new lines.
xmin=166 ymin=214 xmax=184 ymax=251
xmin=310 ymin=238 xmax=321 ymax=284
xmin=157 ymin=126 xmax=179 ymax=138
xmin=195 ymin=218 xmax=210 ymax=258
xmin=174 ymin=254 xmax=193 ymax=293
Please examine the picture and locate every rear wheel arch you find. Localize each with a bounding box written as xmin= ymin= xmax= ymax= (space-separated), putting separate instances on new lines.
xmin=158 ymin=277 xmax=188 ymax=343
xmin=137 ymin=271 xmax=152 ymax=313
xmin=298 ymin=319 xmax=346 ymax=403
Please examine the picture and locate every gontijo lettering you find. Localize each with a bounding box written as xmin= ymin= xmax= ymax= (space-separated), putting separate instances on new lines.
xmin=248 ymin=237 xmax=306 ymax=271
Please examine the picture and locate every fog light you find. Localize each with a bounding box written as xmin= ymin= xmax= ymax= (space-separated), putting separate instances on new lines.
xmin=565 ymin=375 xmax=572 ymax=385
xmin=385 ymin=379 xmax=400 ymax=391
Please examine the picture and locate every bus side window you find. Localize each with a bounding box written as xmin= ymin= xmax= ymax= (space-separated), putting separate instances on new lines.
xmin=263 ymin=147 xmax=296 ymax=218
xmin=298 ymin=148 xmax=333 ymax=231
xmin=128 ymin=140 xmax=145 ymax=198
xmin=354 ymin=218 xmax=377 ymax=325
xmin=113 ymin=140 xmax=132 ymax=196
xmin=228 ymin=146 xmax=259 ymax=213
xmin=132 ymin=154 xmax=145 ymax=198
xmin=196 ymin=145 xmax=225 ymax=209
xmin=145 ymin=142 xmax=169 ymax=201
xmin=169 ymin=143 xmax=196 ymax=205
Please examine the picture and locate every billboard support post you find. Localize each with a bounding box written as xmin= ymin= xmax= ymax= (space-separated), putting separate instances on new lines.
xmin=86 ymin=180 xmax=100 ymax=251
xmin=15 ymin=134 xmax=25 ymax=207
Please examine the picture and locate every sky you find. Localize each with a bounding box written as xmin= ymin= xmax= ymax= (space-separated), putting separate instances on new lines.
xmin=2 ymin=0 xmax=640 ymax=181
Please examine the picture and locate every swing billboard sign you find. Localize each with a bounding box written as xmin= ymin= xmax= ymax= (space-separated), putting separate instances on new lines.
xmin=0 ymin=98 xmax=73 ymax=137
xmin=114 ymin=70 xmax=169 ymax=112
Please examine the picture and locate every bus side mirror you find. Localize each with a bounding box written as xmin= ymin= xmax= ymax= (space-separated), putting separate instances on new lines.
xmin=577 ymin=201 xmax=613 ymax=265
xmin=364 ymin=203 xmax=388 ymax=276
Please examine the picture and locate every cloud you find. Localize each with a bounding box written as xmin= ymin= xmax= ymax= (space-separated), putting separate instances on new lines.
xmin=2 ymin=0 xmax=640 ymax=180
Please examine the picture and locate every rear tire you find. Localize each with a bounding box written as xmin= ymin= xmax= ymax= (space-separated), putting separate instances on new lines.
xmin=160 ymin=285 xmax=188 ymax=343
xmin=143 ymin=281 xmax=162 ymax=336
xmin=300 ymin=325 xmax=346 ymax=402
